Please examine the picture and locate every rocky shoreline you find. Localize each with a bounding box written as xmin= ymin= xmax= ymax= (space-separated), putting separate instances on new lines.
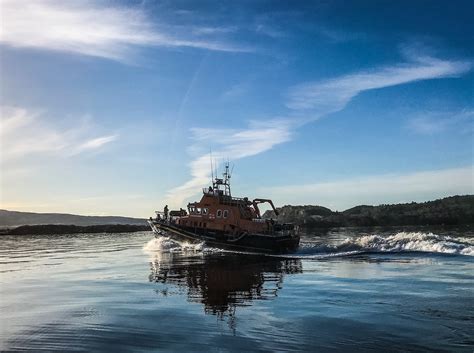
xmin=0 ymin=224 xmax=150 ymax=236
xmin=263 ymin=195 xmax=474 ymax=228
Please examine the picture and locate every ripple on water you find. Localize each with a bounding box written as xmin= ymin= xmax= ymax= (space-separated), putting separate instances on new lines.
xmin=0 ymin=230 xmax=473 ymax=352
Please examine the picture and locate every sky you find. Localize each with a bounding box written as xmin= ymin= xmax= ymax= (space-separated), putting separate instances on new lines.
xmin=0 ymin=0 xmax=473 ymax=217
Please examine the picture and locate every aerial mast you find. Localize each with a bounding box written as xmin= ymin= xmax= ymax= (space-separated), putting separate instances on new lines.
xmin=210 ymin=149 xmax=214 ymax=186
xmin=223 ymin=161 xmax=232 ymax=197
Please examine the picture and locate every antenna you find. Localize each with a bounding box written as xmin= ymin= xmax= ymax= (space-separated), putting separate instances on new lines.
xmin=210 ymin=148 xmax=214 ymax=184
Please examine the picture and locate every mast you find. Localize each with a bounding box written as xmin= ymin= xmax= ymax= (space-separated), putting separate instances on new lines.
xmin=223 ymin=162 xmax=231 ymax=197
xmin=211 ymin=161 xmax=232 ymax=197
xmin=210 ymin=149 xmax=214 ymax=185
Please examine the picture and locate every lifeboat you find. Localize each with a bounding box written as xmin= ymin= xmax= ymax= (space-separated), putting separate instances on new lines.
xmin=148 ymin=163 xmax=300 ymax=253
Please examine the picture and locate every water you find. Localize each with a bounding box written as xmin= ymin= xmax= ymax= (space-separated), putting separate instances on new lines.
xmin=1 ymin=227 xmax=473 ymax=352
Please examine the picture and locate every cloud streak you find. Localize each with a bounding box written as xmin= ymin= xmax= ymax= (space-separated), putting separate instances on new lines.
xmin=72 ymin=135 xmax=119 ymax=154
xmin=407 ymin=109 xmax=474 ymax=135
xmin=0 ymin=0 xmax=250 ymax=62
xmin=164 ymin=122 xmax=292 ymax=206
xmin=287 ymin=55 xmax=471 ymax=117
xmin=0 ymin=106 xmax=117 ymax=162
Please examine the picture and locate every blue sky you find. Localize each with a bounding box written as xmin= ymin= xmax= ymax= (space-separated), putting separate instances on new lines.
xmin=1 ymin=0 xmax=473 ymax=216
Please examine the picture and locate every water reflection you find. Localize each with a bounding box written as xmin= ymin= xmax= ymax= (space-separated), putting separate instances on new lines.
xmin=149 ymin=252 xmax=302 ymax=323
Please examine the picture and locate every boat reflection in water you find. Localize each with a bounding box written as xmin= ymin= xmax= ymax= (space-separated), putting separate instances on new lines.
xmin=148 ymin=250 xmax=302 ymax=326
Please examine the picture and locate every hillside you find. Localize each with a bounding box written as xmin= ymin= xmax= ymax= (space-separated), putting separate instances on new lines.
xmin=262 ymin=195 xmax=474 ymax=227
xmin=1 ymin=224 xmax=150 ymax=235
xmin=0 ymin=210 xmax=146 ymax=227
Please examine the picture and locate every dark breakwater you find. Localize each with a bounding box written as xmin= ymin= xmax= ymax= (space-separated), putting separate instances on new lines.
xmin=1 ymin=224 xmax=149 ymax=235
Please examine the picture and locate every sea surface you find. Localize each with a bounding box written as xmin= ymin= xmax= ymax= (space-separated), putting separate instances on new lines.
xmin=1 ymin=227 xmax=473 ymax=352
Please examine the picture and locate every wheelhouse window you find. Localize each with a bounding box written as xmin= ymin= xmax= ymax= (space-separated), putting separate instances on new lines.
xmin=223 ymin=210 xmax=229 ymax=218
xmin=216 ymin=209 xmax=222 ymax=218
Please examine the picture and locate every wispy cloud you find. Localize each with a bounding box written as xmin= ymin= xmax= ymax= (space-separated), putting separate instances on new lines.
xmin=254 ymin=23 xmax=287 ymax=38
xmin=191 ymin=26 xmax=237 ymax=36
xmin=407 ymin=109 xmax=474 ymax=135
xmin=0 ymin=106 xmax=117 ymax=162
xmin=0 ymin=0 xmax=250 ymax=62
xmin=258 ymin=166 xmax=474 ymax=211
xmin=221 ymin=81 xmax=250 ymax=100
xmin=167 ymin=50 xmax=472 ymax=205
xmin=287 ymin=55 xmax=472 ymax=117
xmin=165 ymin=122 xmax=292 ymax=206
xmin=72 ymin=135 xmax=119 ymax=154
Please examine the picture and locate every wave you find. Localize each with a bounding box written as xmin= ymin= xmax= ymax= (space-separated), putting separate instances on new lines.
xmin=295 ymin=232 xmax=473 ymax=258
xmin=143 ymin=236 xmax=204 ymax=254
xmin=143 ymin=232 xmax=473 ymax=258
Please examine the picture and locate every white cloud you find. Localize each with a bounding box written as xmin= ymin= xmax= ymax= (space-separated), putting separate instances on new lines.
xmin=286 ymin=55 xmax=472 ymax=117
xmin=0 ymin=0 xmax=250 ymax=62
xmin=407 ymin=110 xmax=474 ymax=135
xmin=72 ymin=135 xmax=119 ymax=154
xmin=164 ymin=122 xmax=292 ymax=206
xmin=191 ymin=26 xmax=237 ymax=36
xmin=258 ymin=166 xmax=474 ymax=211
xmin=0 ymin=106 xmax=117 ymax=162
xmin=221 ymin=81 xmax=250 ymax=100
xmin=255 ymin=23 xmax=287 ymax=38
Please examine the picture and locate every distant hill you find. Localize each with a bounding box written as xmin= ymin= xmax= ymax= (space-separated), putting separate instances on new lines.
xmin=2 ymin=224 xmax=150 ymax=235
xmin=262 ymin=195 xmax=474 ymax=227
xmin=0 ymin=210 xmax=147 ymax=227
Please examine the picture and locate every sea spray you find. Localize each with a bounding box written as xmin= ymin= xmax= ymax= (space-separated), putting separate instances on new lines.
xmin=285 ymin=231 xmax=474 ymax=259
xmin=143 ymin=231 xmax=473 ymax=259
xmin=143 ymin=236 xmax=204 ymax=254
xmin=338 ymin=232 xmax=474 ymax=256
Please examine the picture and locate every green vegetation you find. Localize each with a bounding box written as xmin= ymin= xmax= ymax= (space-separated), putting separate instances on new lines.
xmin=263 ymin=195 xmax=474 ymax=227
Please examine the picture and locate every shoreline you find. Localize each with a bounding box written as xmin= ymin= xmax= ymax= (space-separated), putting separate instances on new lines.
xmin=0 ymin=224 xmax=150 ymax=236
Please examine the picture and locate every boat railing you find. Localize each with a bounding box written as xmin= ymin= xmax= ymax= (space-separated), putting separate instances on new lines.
xmin=202 ymin=188 xmax=250 ymax=204
xmin=252 ymin=218 xmax=266 ymax=223
xmin=202 ymin=188 xmax=221 ymax=196
xmin=219 ymin=196 xmax=249 ymax=206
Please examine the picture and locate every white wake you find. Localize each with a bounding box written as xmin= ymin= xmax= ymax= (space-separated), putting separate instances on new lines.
xmin=143 ymin=236 xmax=204 ymax=254
xmin=297 ymin=231 xmax=474 ymax=257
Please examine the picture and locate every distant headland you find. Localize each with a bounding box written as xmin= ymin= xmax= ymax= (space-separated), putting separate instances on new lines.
xmin=262 ymin=195 xmax=474 ymax=228
xmin=0 ymin=209 xmax=146 ymax=227
xmin=1 ymin=224 xmax=150 ymax=235
xmin=0 ymin=210 xmax=148 ymax=235
xmin=1 ymin=195 xmax=473 ymax=235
